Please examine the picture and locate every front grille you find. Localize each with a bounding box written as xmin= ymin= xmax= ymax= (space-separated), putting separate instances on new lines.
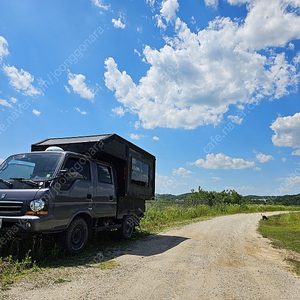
xmin=0 ymin=201 xmax=23 ymax=213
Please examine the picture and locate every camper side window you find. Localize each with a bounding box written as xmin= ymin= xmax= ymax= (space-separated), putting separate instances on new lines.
xmin=131 ymin=158 xmax=149 ymax=187
xmin=97 ymin=164 xmax=112 ymax=184
xmin=60 ymin=157 xmax=91 ymax=190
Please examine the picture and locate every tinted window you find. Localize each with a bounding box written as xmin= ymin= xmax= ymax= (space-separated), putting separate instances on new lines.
xmin=97 ymin=164 xmax=112 ymax=184
xmin=131 ymin=158 xmax=149 ymax=187
xmin=60 ymin=157 xmax=91 ymax=190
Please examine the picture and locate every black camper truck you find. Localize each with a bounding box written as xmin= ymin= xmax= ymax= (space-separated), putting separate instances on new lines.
xmin=0 ymin=134 xmax=155 ymax=254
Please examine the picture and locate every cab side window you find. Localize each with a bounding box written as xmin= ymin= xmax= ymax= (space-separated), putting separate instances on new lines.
xmin=60 ymin=157 xmax=91 ymax=190
xmin=97 ymin=164 xmax=112 ymax=184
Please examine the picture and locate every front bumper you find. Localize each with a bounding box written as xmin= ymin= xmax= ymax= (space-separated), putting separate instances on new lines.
xmin=0 ymin=214 xmax=55 ymax=234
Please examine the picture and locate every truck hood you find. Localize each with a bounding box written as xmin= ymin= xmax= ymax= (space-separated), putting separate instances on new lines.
xmin=0 ymin=189 xmax=40 ymax=201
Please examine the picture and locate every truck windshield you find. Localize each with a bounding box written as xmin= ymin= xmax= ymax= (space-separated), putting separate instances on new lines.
xmin=0 ymin=153 xmax=63 ymax=182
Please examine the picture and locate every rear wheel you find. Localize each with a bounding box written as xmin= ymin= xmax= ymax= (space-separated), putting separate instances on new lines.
xmin=117 ymin=215 xmax=134 ymax=240
xmin=60 ymin=217 xmax=89 ymax=255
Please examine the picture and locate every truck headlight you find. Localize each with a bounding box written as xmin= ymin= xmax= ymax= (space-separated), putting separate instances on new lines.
xmin=30 ymin=199 xmax=45 ymax=212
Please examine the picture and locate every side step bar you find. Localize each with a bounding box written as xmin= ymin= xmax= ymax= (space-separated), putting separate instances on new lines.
xmin=92 ymin=224 xmax=122 ymax=232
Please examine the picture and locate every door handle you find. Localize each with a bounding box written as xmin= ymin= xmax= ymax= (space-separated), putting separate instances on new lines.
xmin=87 ymin=193 xmax=92 ymax=200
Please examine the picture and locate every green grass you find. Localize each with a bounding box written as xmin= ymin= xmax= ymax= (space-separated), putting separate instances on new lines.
xmin=141 ymin=202 xmax=299 ymax=233
xmin=258 ymin=212 xmax=300 ymax=275
xmin=0 ymin=253 xmax=40 ymax=290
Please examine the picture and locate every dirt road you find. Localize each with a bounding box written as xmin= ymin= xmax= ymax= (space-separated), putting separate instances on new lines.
xmin=4 ymin=212 xmax=300 ymax=300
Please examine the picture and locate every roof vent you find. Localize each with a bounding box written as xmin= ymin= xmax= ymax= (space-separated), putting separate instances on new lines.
xmin=45 ymin=146 xmax=64 ymax=152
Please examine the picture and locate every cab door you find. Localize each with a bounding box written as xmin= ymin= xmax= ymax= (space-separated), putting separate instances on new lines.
xmin=53 ymin=156 xmax=93 ymax=228
xmin=93 ymin=163 xmax=117 ymax=217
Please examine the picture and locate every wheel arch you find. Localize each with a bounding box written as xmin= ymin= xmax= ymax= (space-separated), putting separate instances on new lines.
xmin=68 ymin=210 xmax=93 ymax=238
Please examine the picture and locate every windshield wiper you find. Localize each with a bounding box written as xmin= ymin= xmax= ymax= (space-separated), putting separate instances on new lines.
xmin=0 ymin=178 xmax=13 ymax=188
xmin=10 ymin=177 xmax=40 ymax=187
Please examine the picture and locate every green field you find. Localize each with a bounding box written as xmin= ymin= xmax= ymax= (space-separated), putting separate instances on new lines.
xmin=258 ymin=212 xmax=300 ymax=275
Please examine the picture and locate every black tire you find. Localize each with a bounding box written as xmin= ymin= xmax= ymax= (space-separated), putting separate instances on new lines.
xmin=117 ymin=215 xmax=134 ymax=240
xmin=61 ymin=217 xmax=89 ymax=255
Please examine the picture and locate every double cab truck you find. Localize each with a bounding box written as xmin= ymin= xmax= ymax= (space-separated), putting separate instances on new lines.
xmin=0 ymin=134 xmax=155 ymax=254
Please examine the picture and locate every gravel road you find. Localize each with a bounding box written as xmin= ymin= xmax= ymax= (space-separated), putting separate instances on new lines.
xmin=3 ymin=212 xmax=300 ymax=300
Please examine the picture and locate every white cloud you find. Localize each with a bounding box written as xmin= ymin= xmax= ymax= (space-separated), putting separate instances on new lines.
xmin=282 ymin=157 xmax=287 ymax=162
xmin=189 ymin=153 xmax=255 ymax=169
xmin=228 ymin=115 xmax=243 ymax=124
xmin=67 ymin=71 xmax=95 ymax=101
xmin=111 ymin=106 xmax=125 ymax=117
xmin=236 ymin=0 xmax=300 ymax=50
xmin=153 ymin=136 xmax=160 ymax=140
xmin=0 ymin=99 xmax=13 ymax=108
xmin=92 ymin=0 xmax=110 ymax=10
xmin=74 ymin=107 xmax=87 ymax=115
xmin=292 ymin=149 xmax=300 ymax=156
xmin=130 ymin=134 xmax=139 ymax=140
xmin=270 ymin=112 xmax=300 ymax=148
xmin=205 ymin=0 xmax=219 ymax=9
xmin=145 ymin=0 xmax=155 ymax=7
xmin=254 ymin=167 xmax=261 ymax=171
xmin=0 ymin=36 xmax=9 ymax=61
xmin=32 ymin=109 xmax=41 ymax=116
xmin=104 ymin=0 xmax=300 ymax=129
xmin=134 ymin=49 xmax=142 ymax=57
xmin=10 ymin=97 xmax=18 ymax=103
xmin=160 ymin=0 xmax=179 ymax=23
xmin=255 ymin=152 xmax=274 ymax=163
xmin=212 ymin=176 xmax=221 ymax=180
xmin=3 ymin=65 xmax=42 ymax=97
xmin=112 ymin=18 xmax=125 ymax=29
xmin=64 ymin=85 xmax=71 ymax=93
xmin=173 ymin=167 xmax=194 ymax=178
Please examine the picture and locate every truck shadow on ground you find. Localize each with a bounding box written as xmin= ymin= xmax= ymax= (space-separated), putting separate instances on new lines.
xmin=45 ymin=232 xmax=189 ymax=268
xmin=115 ymin=233 xmax=189 ymax=257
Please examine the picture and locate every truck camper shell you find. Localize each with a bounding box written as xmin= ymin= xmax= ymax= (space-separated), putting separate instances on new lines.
xmin=31 ymin=134 xmax=156 ymax=218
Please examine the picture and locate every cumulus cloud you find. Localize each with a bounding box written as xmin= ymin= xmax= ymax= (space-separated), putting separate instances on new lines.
xmin=292 ymin=149 xmax=300 ymax=156
xmin=173 ymin=167 xmax=194 ymax=178
xmin=255 ymin=152 xmax=274 ymax=163
xmin=3 ymin=65 xmax=42 ymax=97
xmin=105 ymin=0 xmax=300 ymax=129
xmin=153 ymin=136 xmax=160 ymax=140
xmin=228 ymin=115 xmax=243 ymax=125
xmin=270 ymin=112 xmax=300 ymax=148
xmin=10 ymin=97 xmax=18 ymax=103
xmin=160 ymin=0 xmax=179 ymax=23
xmin=32 ymin=109 xmax=41 ymax=116
xmin=0 ymin=36 xmax=9 ymax=61
xmin=111 ymin=106 xmax=125 ymax=117
xmin=129 ymin=133 xmax=147 ymax=140
xmin=189 ymin=153 xmax=255 ymax=169
xmin=74 ymin=107 xmax=87 ymax=115
xmin=92 ymin=0 xmax=110 ymax=10
xmin=205 ymin=0 xmax=219 ymax=8
xmin=112 ymin=17 xmax=125 ymax=29
xmin=0 ymin=99 xmax=13 ymax=108
xmin=67 ymin=71 xmax=95 ymax=101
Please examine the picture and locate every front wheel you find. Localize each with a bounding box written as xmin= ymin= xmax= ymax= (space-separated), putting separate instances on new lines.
xmin=117 ymin=216 xmax=134 ymax=240
xmin=60 ymin=217 xmax=89 ymax=255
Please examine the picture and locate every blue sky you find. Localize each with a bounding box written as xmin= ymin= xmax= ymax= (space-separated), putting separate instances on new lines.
xmin=0 ymin=0 xmax=300 ymax=196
